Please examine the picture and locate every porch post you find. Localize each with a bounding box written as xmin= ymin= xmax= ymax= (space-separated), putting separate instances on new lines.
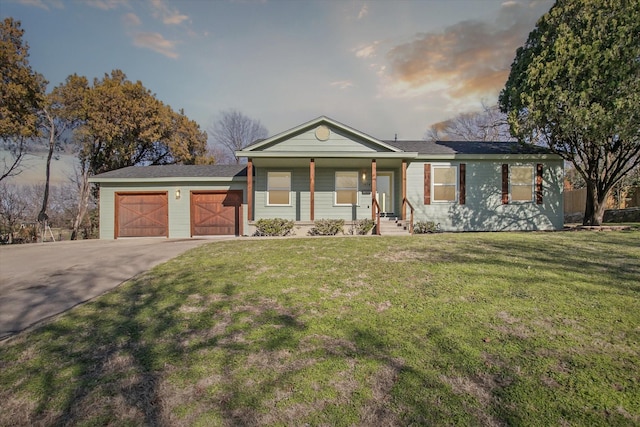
xmin=371 ymin=159 xmax=377 ymax=220
xmin=402 ymin=159 xmax=407 ymax=219
xmin=247 ymin=158 xmax=253 ymax=221
xmin=310 ymin=158 xmax=315 ymax=221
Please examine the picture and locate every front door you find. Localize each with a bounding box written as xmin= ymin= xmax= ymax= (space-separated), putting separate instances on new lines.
xmin=376 ymin=172 xmax=394 ymax=215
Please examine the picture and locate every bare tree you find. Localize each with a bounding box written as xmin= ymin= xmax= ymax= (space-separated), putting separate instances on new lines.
xmin=69 ymin=161 xmax=92 ymax=241
xmin=36 ymin=106 xmax=70 ymax=226
xmin=208 ymin=109 xmax=268 ymax=164
xmin=425 ymin=103 xmax=514 ymax=142
xmin=0 ymin=183 xmax=27 ymax=243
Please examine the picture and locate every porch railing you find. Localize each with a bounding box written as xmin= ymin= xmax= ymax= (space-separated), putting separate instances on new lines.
xmin=372 ymin=198 xmax=381 ymax=235
xmin=402 ymin=198 xmax=415 ymax=235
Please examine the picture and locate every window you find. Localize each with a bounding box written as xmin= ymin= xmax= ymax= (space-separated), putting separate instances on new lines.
xmin=432 ymin=165 xmax=457 ymax=202
xmin=335 ymin=171 xmax=358 ymax=205
xmin=267 ymin=171 xmax=291 ymax=205
xmin=510 ymin=165 xmax=534 ymax=202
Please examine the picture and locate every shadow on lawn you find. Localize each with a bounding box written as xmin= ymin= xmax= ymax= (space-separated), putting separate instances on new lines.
xmin=11 ymin=256 xmax=312 ymax=426
xmin=413 ymin=232 xmax=640 ymax=295
xmin=8 ymin=254 xmax=235 ymax=426
xmin=4 ymin=234 xmax=638 ymax=425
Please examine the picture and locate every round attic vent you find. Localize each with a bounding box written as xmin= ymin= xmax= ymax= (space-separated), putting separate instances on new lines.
xmin=315 ymin=125 xmax=330 ymax=141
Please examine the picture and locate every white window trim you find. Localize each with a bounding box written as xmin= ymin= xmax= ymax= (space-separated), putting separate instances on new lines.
xmin=510 ymin=164 xmax=534 ymax=203
xmin=266 ymin=171 xmax=292 ymax=206
xmin=431 ymin=164 xmax=458 ymax=203
xmin=334 ymin=171 xmax=359 ymax=206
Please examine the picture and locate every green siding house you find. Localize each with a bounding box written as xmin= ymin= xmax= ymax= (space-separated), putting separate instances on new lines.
xmin=90 ymin=116 xmax=564 ymax=239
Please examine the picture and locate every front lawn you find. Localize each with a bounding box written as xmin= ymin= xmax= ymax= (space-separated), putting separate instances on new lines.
xmin=1 ymin=231 xmax=639 ymax=426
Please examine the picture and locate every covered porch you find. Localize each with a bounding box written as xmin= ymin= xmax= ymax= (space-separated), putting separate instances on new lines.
xmin=246 ymin=155 xmax=414 ymax=234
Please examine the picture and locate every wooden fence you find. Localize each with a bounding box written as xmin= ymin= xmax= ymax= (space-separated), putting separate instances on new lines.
xmin=564 ymin=189 xmax=588 ymax=214
xmin=564 ymin=186 xmax=640 ymax=214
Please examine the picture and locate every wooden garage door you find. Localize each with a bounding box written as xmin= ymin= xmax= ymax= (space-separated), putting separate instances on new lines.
xmin=191 ymin=191 xmax=242 ymax=236
xmin=116 ymin=192 xmax=168 ymax=238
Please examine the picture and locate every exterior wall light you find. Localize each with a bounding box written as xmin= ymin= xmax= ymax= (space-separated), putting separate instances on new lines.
xmin=175 ymin=189 xmax=181 ymax=200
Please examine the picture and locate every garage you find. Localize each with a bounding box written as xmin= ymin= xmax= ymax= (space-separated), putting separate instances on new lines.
xmin=90 ymin=165 xmax=247 ymax=239
xmin=115 ymin=192 xmax=168 ymax=238
xmin=191 ymin=190 xmax=243 ymax=236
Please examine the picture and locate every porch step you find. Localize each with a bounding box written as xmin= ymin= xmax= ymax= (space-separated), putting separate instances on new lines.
xmin=377 ymin=217 xmax=411 ymax=236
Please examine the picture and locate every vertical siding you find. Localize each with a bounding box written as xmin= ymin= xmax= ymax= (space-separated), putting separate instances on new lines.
xmin=406 ymin=159 xmax=564 ymax=231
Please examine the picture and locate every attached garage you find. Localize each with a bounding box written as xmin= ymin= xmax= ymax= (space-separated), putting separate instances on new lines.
xmin=115 ymin=192 xmax=168 ymax=238
xmin=191 ymin=191 xmax=243 ymax=236
xmin=90 ymin=165 xmax=247 ymax=239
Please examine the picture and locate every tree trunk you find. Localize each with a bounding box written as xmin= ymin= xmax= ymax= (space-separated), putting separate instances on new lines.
xmin=70 ymin=166 xmax=90 ymax=240
xmin=37 ymin=110 xmax=56 ymax=240
xmin=583 ymin=183 xmax=608 ymax=226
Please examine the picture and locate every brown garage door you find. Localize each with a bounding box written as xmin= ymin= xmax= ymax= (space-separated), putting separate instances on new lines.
xmin=116 ymin=192 xmax=168 ymax=238
xmin=191 ymin=191 xmax=242 ymax=236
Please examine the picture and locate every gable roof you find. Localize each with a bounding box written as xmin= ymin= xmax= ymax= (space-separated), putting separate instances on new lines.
xmin=90 ymin=164 xmax=247 ymax=183
xmin=239 ymin=116 xmax=404 ymax=154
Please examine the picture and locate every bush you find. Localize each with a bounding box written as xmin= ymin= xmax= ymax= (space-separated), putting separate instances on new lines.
xmin=349 ymin=218 xmax=375 ymax=235
xmin=309 ymin=219 xmax=345 ymax=236
xmin=254 ymin=218 xmax=295 ymax=236
xmin=413 ymin=221 xmax=440 ymax=234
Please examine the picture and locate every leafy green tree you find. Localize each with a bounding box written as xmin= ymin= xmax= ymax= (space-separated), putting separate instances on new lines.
xmin=0 ymin=17 xmax=46 ymax=182
xmin=499 ymin=0 xmax=640 ymax=225
xmin=53 ymin=70 xmax=211 ymax=238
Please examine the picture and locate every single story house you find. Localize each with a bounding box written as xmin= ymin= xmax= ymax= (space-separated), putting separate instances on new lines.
xmin=90 ymin=116 xmax=564 ymax=239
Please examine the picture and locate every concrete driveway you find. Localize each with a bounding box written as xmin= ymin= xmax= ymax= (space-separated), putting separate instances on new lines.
xmin=0 ymin=238 xmax=222 ymax=340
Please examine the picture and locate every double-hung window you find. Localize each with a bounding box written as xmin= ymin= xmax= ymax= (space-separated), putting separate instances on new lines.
xmin=510 ymin=165 xmax=534 ymax=202
xmin=432 ymin=165 xmax=457 ymax=202
xmin=335 ymin=171 xmax=358 ymax=205
xmin=267 ymin=171 xmax=291 ymax=205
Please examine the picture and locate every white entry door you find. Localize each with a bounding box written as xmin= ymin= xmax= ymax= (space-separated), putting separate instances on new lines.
xmin=376 ymin=172 xmax=394 ymax=215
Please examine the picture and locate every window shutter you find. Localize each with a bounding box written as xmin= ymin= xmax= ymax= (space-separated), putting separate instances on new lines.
xmin=501 ymin=164 xmax=509 ymax=204
xmin=459 ymin=163 xmax=466 ymax=205
xmin=424 ymin=163 xmax=431 ymax=205
xmin=536 ymin=163 xmax=543 ymax=204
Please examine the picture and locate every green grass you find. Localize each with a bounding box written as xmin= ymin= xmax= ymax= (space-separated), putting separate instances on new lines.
xmin=1 ymin=231 xmax=639 ymax=426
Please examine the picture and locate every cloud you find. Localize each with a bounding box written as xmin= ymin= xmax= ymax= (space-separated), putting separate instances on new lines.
xmin=15 ymin=0 xmax=63 ymax=9
xmin=357 ymin=3 xmax=369 ymax=20
xmin=85 ymin=0 xmax=129 ymax=10
xmin=330 ymin=80 xmax=354 ymax=90
xmin=353 ymin=41 xmax=380 ymax=59
xmin=133 ymin=32 xmax=179 ymax=58
xmin=122 ymin=12 xmax=141 ymax=27
xmin=149 ymin=0 xmax=189 ymax=25
xmin=380 ymin=0 xmax=552 ymax=102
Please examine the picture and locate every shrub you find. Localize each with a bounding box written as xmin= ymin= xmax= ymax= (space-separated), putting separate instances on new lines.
xmin=309 ymin=219 xmax=345 ymax=236
xmin=349 ymin=218 xmax=375 ymax=235
xmin=413 ymin=221 xmax=440 ymax=234
xmin=253 ymin=218 xmax=295 ymax=236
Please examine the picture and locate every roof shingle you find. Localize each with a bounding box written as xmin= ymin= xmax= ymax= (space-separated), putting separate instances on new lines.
xmin=92 ymin=164 xmax=247 ymax=179
xmin=385 ymin=140 xmax=552 ymax=155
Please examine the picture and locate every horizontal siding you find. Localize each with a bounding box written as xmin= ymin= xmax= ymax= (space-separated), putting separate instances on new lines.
xmin=254 ymin=167 xmax=387 ymax=221
xmin=406 ymin=160 xmax=564 ymax=231
xmin=99 ymin=182 xmax=246 ymax=239
xmin=261 ymin=127 xmax=383 ymax=152
xmin=253 ymin=167 xmax=309 ymax=220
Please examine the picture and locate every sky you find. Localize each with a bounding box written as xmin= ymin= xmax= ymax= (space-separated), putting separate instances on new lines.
xmin=2 ymin=0 xmax=553 ymax=144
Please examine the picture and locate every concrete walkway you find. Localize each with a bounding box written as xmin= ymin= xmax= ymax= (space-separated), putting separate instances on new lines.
xmin=0 ymin=238 xmax=223 ymax=340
